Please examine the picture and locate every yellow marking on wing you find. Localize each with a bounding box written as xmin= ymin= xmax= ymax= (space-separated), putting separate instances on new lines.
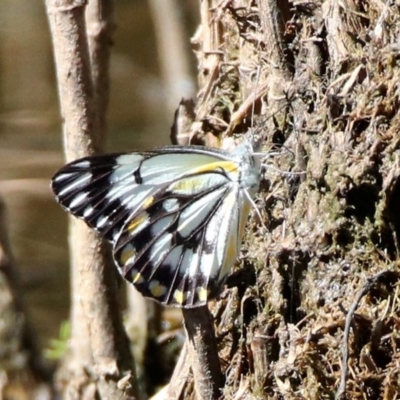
xmin=173 ymin=290 xmax=186 ymax=304
xmin=142 ymin=196 xmax=154 ymax=208
xmin=171 ymin=177 xmax=203 ymax=192
xmin=170 ymin=161 xmax=239 ymax=193
xmin=149 ymin=280 xmax=167 ymax=297
xmin=132 ymin=272 xmax=144 ymax=284
xmin=197 ymin=287 xmax=208 ymax=302
xmin=119 ymin=246 xmax=136 ymax=265
xmin=126 ymin=213 xmax=148 ymax=233
xmin=191 ymin=161 xmax=238 ymax=175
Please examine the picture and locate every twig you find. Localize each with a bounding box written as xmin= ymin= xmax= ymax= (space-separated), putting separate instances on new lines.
xmin=148 ymin=0 xmax=195 ymax=117
xmin=85 ymin=0 xmax=115 ymax=143
xmin=164 ymin=309 xmax=224 ymax=400
xmin=166 ymin=342 xmax=191 ymax=399
xmin=45 ymin=0 xmax=139 ymax=398
xmin=182 ymin=306 xmax=223 ymax=400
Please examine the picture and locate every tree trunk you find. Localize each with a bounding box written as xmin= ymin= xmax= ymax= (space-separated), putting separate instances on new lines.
xmin=172 ymin=1 xmax=400 ymax=398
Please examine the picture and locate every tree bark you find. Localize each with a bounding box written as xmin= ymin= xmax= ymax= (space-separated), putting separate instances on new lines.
xmin=163 ymin=0 xmax=400 ymax=398
xmin=45 ymin=1 xmax=139 ymax=398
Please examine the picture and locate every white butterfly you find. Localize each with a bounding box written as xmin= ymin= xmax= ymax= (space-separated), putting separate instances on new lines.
xmin=51 ymin=139 xmax=262 ymax=308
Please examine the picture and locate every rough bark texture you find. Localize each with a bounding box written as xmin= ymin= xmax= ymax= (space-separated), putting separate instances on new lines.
xmin=167 ymin=1 xmax=400 ymax=398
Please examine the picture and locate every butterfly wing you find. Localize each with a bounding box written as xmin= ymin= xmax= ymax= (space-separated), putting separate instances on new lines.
xmin=114 ymin=167 xmax=252 ymax=307
xmin=51 ymin=147 xmax=228 ymax=242
xmin=52 ymin=153 xmax=151 ymax=241
xmin=51 ymin=145 xmax=256 ymax=308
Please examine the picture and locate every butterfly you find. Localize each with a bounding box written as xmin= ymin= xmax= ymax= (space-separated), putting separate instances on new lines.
xmin=51 ymin=139 xmax=262 ymax=308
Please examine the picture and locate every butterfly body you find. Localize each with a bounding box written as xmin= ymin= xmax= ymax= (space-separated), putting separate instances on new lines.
xmin=52 ymin=140 xmax=262 ymax=308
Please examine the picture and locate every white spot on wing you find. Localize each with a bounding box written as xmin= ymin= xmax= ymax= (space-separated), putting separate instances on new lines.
xmin=151 ymin=215 xmax=175 ymax=236
xmin=69 ymin=192 xmax=88 ymax=208
xmin=148 ymin=233 xmax=173 ymax=264
xmin=96 ymin=215 xmax=109 ymax=228
xmin=73 ymin=160 xmax=91 ymax=168
xmin=53 ymin=172 xmax=75 ymax=182
xmin=108 ymin=154 xmax=145 ymax=185
xmin=181 ymin=248 xmax=199 ymax=277
xmin=107 ymin=183 xmax=137 ymax=202
xmin=162 ymin=198 xmax=180 ymax=212
xmin=162 ymin=245 xmax=184 ymax=266
xmin=58 ymin=173 xmax=92 ymax=196
xmin=83 ymin=206 xmax=94 ymax=217
xmin=109 ymin=165 xmax=137 ymax=184
xmin=177 ymin=186 xmax=226 ymax=238
xmin=116 ymin=154 xmax=144 ymax=164
xmin=121 ymin=187 xmax=153 ymax=208
xmin=198 ymin=251 xmax=218 ymax=280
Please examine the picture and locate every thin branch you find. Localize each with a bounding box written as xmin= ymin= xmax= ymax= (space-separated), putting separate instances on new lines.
xmin=165 ymin=342 xmax=191 ymax=399
xmin=45 ymin=0 xmax=138 ymax=398
xmin=165 ymin=308 xmax=223 ymax=400
xmin=85 ymin=0 xmax=115 ymax=142
xmin=148 ymin=0 xmax=195 ymax=118
xmin=182 ymin=306 xmax=223 ymax=400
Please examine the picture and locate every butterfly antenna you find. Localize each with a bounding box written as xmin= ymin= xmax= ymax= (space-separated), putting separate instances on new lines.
xmin=262 ymin=163 xmax=306 ymax=177
xmin=261 ymin=143 xmax=306 ymax=177
xmin=245 ymin=41 xmax=266 ymax=149
xmin=251 ymin=62 xmax=262 ymax=133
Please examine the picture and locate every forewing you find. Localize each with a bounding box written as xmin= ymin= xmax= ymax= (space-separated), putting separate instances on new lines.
xmin=51 ymin=149 xmax=231 ymax=242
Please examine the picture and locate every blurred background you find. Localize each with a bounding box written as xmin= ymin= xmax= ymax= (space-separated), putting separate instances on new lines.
xmin=0 ymin=0 xmax=198 ymax=347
